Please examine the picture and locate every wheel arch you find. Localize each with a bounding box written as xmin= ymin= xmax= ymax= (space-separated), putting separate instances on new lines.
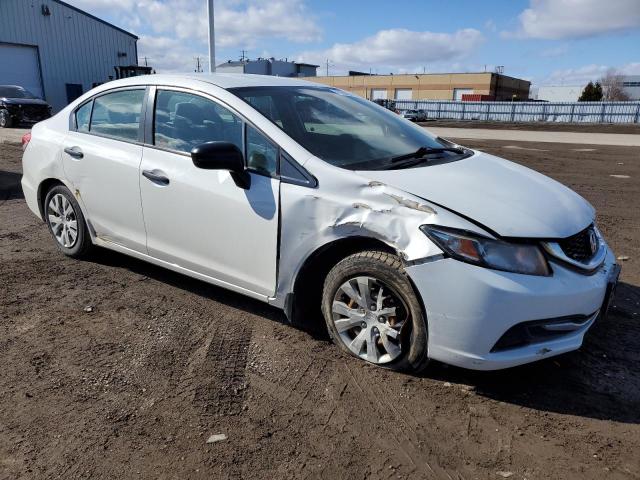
xmin=37 ymin=178 xmax=66 ymax=220
xmin=286 ymin=236 xmax=397 ymax=333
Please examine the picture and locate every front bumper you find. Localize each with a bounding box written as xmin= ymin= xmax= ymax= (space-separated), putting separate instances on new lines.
xmin=6 ymin=106 xmax=50 ymax=124
xmin=406 ymin=248 xmax=618 ymax=370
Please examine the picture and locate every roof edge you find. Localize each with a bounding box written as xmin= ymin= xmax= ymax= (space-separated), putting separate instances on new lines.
xmin=52 ymin=0 xmax=139 ymax=40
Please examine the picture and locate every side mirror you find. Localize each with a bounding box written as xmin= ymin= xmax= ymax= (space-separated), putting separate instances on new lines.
xmin=191 ymin=141 xmax=250 ymax=188
xmin=191 ymin=141 xmax=244 ymax=171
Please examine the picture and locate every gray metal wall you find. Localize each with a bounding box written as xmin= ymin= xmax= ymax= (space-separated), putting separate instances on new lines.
xmin=394 ymin=100 xmax=640 ymax=124
xmin=0 ymin=0 xmax=138 ymax=112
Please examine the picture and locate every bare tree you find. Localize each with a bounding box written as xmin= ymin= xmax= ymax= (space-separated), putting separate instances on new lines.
xmin=599 ymin=69 xmax=630 ymax=101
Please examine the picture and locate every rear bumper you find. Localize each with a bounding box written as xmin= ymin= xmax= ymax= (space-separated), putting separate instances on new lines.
xmin=21 ymin=163 xmax=43 ymax=219
xmin=406 ymin=248 xmax=618 ymax=370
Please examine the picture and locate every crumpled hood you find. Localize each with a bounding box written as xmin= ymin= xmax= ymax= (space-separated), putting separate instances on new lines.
xmin=360 ymin=151 xmax=594 ymax=238
xmin=0 ymin=97 xmax=48 ymax=106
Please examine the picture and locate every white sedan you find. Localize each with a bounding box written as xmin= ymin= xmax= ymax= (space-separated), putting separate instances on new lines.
xmin=21 ymin=74 xmax=620 ymax=371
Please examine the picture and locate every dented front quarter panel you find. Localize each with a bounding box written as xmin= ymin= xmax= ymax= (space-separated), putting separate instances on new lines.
xmin=273 ymin=156 xmax=490 ymax=307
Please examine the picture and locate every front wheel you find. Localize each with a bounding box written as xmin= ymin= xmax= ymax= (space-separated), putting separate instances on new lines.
xmin=0 ymin=109 xmax=12 ymax=128
xmin=322 ymin=250 xmax=429 ymax=372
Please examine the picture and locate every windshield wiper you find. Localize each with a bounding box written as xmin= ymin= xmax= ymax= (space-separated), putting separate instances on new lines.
xmin=390 ymin=146 xmax=465 ymax=163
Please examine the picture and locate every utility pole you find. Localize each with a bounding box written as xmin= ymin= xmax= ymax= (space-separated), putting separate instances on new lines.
xmin=325 ymin=59 xmax=332 ymax=76
xmin=240 ymin=50 xmax=247 ymax=62
xmin=207 ymin=0 xmax=215 ymax=72
xmin=195 ymin=56 xmax=203 ymax=73
xmin=143 ymin=56 xmax=149 ymax=67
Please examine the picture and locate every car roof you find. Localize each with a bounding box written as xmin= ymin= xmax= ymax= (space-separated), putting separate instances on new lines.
xmin=101 ymin=73 xmax=325 ymax=90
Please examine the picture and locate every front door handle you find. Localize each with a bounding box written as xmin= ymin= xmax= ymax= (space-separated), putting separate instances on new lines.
xmin=64 ymin=146 xmax=83 ymax=159
xmin=142 ymin=169 xmax=170 ymax=186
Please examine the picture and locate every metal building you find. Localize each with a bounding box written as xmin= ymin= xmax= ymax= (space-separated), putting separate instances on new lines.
xmin=216 ymin=58 xmax=319 ymax=77
xmin=0 ymin=0 xmax=140 ymax=112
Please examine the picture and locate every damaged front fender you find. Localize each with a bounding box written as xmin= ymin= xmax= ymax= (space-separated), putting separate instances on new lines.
xmin=273 ymin=156 xmax=489 ymax=309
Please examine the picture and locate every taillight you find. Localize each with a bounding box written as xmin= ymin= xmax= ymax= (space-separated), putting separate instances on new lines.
xmin=21 ymin=132 xmax=31 ymax=151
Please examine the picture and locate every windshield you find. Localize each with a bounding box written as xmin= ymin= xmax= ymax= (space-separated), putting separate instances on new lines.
xmin=0 ymin=86 xmax=38 ymax=99
xmin=229 ymin=86 xmax=466 ymax=170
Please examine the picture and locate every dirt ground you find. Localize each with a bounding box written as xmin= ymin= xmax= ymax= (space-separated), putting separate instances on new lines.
xmin=1 ymin=138 xmax=639 ymax=480
xmin=420 ymin=120 xmax=640 ymax=135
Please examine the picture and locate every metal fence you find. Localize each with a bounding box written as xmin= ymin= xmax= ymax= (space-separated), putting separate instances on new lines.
xmin=393 ymin=100 xmax=640 ymax=123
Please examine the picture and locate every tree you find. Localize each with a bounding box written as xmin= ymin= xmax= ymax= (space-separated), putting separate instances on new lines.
xmin=593 ymin=82 xmax=603 ymax=100
xmin=579 ymin=82 xmax=595 ymax=101
xmin=599 ymin=69 xmax=630 ymax=101
xmin=578 ymin=81 xmax=604 ymax=101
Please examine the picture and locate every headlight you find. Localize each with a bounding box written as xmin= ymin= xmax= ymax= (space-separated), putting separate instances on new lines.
xmin=421 ymin=225 xmax=550 ymax=276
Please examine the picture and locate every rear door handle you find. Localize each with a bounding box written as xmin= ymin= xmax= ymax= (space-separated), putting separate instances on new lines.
xmin=142 ymin=169 xmax=170 ymax=186
xmin=64 ymin=146 xmax=83 ymax=159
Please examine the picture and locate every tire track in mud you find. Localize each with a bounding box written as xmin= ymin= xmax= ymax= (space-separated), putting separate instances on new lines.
xmin=192 ymin=322 xmax=252 ymax=416
xmin=342 ymin=363 xmax=462 ymax=480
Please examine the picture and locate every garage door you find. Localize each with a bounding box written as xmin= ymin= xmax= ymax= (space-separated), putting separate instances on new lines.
xmin=395 ymin=88 xmax=412 ymax=100
xmin=370 ymin=89 xmax=387 ymax=100
xmin=453 ymin=88 xmax=473 ymax=101
xmin=0 ymin=44 xmax=44 ymax=99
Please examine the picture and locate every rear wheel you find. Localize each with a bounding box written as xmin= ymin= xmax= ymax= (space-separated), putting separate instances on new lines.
xmin=44 ymin=185 xmax=93 ymax=258
xmin=322 ymin=250 xmax=429 ymax=372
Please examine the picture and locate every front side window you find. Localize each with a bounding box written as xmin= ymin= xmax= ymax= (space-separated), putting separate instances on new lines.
xmin=75 ymin=101 xmax=92 ymax=132
xmin=154 ymin=90 xmax=243 ymax=153
xmin=230 ymin=86 xmax=467 ymax=170
xmin=90 ymin=89 xmax=144 ymax=141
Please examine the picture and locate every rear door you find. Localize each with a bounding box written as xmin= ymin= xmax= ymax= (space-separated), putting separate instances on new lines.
xmin=139 ymin=87 xmax=280 ymax=297
xmin=62 ymin=88 xmax=147 ymax=252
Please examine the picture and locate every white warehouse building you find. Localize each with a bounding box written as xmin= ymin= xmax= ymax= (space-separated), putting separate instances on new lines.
xmin=0 ymin=0 xmax=142 ymax=112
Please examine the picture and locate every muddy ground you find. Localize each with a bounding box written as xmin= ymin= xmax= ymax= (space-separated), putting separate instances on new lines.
xmin=420 ymin=120 xmax=640 ymax=135
xmin=1 ymin=138 xmax=639 ymax=480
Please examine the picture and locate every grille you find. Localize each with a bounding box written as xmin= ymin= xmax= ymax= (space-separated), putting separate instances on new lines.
xmin=558 ymin=226 xmax=597 ymax=262
xmin=22 ymin=105 xmax=48 ymax=120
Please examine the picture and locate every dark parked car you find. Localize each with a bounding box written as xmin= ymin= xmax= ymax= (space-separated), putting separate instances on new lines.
xmin=0 ymin=85 xmax=52 ymax=128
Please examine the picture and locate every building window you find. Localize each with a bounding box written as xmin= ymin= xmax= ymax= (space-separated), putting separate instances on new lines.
xmin=65 ymin=84 xmax=83 ymax=104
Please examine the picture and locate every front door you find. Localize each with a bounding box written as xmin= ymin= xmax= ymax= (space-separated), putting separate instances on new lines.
xmin=139 ymin=88 xmax=280 ymax=297
xmin=62 ymin=88 xmax=147 ymax=252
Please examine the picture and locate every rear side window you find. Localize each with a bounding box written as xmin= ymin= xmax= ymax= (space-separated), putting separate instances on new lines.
xmin=75 ymin=101 xmax=92 ymax=132
xmin=154 ymin=90 xmax=243 ymax=154
xmin=89 ymin=89 xmax=145 ymax=141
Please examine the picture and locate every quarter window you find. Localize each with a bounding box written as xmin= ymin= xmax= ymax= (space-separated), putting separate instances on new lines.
xmin=89 ymin=89 xmax=144 ymax=141
xmin=75 ymin=101 xmax=92 ymax=133
xmin=154 ymin=90 xmax=243 ymax=153
xmin=246 ymin=126 xmax=278 ymax=176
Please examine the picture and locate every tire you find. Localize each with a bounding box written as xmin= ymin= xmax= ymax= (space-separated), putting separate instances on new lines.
xmin=322 ymin=250 xmax=429 ymax=372
xmin=0 ymin=109 xmax=12 ymax=128
xmin=43 ymin=185 xmax=93 ymax=258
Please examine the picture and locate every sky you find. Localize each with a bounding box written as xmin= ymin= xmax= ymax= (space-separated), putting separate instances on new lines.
xmin=66 ymin=0 xmax=640 ymax=87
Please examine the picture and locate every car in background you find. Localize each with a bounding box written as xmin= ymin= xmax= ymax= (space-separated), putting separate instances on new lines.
xmin=21 ymin=74 xmax=620 ymax=373
xmin=401 ymin=109 xmax=427 ymax=122
xmin=0 ymin=85 xmax=52 ymax=128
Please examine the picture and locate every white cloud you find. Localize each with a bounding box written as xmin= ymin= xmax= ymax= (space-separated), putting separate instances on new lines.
xmin=137 ymin=35 xmax=209 ymax=72
xmin=297 ymin=28 xmax=484 ymax=74
xmin=66 ymin=0 xmax=322 ymax=71
xmin=539 ymin=44 xmax=569 ymax=58
xmin=484 ymin=19 xmax=497 ymax=33
xmin=506 ymin=0 xmax=640 ymax=39
xmin=542 ymin=62 xmax=640 ymax=85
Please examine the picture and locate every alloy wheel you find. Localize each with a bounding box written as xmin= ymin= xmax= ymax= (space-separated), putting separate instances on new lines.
xmin=331 ymin=276 xmax=409 ymax=364
xmin=47 ymin=193 xmax=78 ymax=248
